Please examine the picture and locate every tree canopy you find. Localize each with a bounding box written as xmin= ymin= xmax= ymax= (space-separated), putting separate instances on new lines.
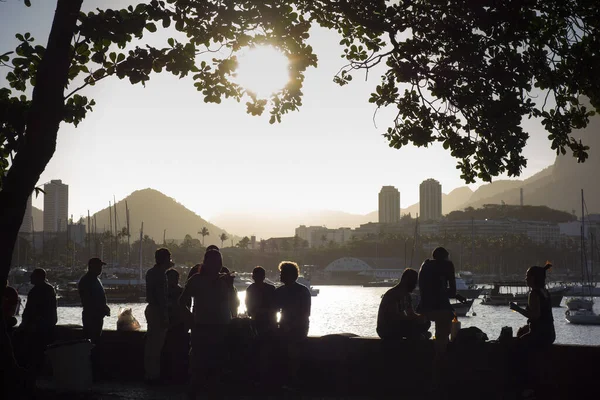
xmin=2 ymin=1 xmax=600 ymax=188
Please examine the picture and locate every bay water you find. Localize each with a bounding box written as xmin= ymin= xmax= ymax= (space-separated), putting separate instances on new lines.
xmin=21 ymin=286 xmax=600 ymax=346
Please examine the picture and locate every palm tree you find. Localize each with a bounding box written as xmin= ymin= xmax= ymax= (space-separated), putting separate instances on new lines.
xmin=198 ymin=226 xmax=210 ymax=246
xmin=219 ymin=233 xmax=229 ymax=248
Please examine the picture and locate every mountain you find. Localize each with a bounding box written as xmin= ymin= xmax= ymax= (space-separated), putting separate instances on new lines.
xmin=212 ymin=186 xmax=476 ymax=238
xmin=90 ymin=189 xmax=237 ymax=246
xmin=210 ymin=209 xmax=375 ymax=239
xmin=457 ymin=108 xmax=600 ymax=214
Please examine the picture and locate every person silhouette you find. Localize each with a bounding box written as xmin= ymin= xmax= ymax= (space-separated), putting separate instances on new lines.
xmin=15 ymin=268 xmax=57 ymax=372
xmin=179 ymin=249 xmax=232 ymax=394
xmin=220 ymin=266 xmax=239 ymax=318
xmin=78 ymin=258 xmax=110 ymax=343
xmin=377 ymin=268 xmax=430 ymax=340
xmin=246 ymin=266 xmax=277 ymax=336
xmin=417 ymin=247 xmax=466 ymax=387
xmin=509 ymin=263 xmax=555 ymax=397
xmin=3 ymin=280 xmax=19 ymax=334
xmin=161 ymin=268 xmax=189 ymax=383
xmin=510 ymin=263 xmax=555 ymax=346
xmin=144 ymin=248 xmax=172 ymax=384
xmin=273 ymin=261 xmax=311 ymax=389
xmin=186 ymin=245 xmax=220 ymax=281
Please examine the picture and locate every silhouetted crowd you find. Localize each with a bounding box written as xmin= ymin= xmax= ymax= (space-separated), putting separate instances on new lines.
xmin=2 ymin=245 xmax=556 ymax=398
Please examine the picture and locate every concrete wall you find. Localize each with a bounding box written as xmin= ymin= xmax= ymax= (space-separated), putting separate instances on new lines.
xmin=49 ymin=325 xmax=599 ymax=398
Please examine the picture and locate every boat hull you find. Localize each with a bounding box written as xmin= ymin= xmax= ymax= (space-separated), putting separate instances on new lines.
xmin=482 ymin=294 xmax=563 ymax=307
xmin=565 ymin=310 xmax=600 ymax=325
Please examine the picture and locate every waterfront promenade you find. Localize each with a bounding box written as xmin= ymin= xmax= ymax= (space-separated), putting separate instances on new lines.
xmin=31 ymin=325 xmax=599 ymax=400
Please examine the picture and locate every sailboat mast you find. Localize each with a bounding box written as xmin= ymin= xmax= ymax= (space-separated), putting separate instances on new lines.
xmin=113 ymin=196 xmax=118 ymax=266
xmin=87 ymin=210 xmax=91 ymax=259
xmin=93 ymin=215 xmax=97 ymax=255
xmin=139 ymin=222 xmax=144 ymax=282
xmin=581 ymin=189 xmax=585 ymax=291
xmin=108 ymin=201 xmax=113 ymax=266
xmin=126 ymin=201 xmax=131 ymax=269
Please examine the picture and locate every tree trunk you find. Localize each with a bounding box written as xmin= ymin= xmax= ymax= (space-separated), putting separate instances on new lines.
xmin=0 ymin=0 xmax=83 ymax=384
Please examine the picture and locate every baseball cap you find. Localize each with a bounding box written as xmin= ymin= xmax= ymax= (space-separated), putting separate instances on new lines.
xmin=89 ymin=257 xmax=107 ymax=268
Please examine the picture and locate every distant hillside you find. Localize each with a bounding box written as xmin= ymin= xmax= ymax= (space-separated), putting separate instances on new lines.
xmin=211 ymin=209 xmax=374 ymax=239
xmin=91 ymin=189 xmax=237 ymax=246
xmin=212 ymin=186 xmax=476 ymax=238
xmin=456 ymin=106 xmax=600 ymax=214
xmin=446 ymin=204 xmax=576 ymax=223
xmin=392 ymin=186 xmax=474 ymax=218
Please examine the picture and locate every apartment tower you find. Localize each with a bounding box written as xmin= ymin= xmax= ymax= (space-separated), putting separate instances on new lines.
xmin=378 ymin=186 xmax=400 ymax=223
xmin=419 ymin=178 xmax=442 ymax=221
xmin=43 ymin=179 xmax=69 ymax=232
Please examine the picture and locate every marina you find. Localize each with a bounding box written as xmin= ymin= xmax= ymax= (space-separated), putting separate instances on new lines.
xmin=16 ymin=285 xmax=600 ymax=346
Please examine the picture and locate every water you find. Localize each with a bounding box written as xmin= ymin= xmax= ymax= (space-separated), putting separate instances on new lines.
xmin=21 ymin=286 xmax=600 ymax=346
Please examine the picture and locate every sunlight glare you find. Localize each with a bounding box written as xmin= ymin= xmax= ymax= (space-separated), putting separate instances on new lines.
xmin=235 ymin=46 xmax=290 ymax=97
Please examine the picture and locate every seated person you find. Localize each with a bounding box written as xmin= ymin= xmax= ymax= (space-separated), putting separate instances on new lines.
xmin=377 ymin=268 xmax=430 ymax=340
xmin=510 ymin=263 xmax=555 ymax=347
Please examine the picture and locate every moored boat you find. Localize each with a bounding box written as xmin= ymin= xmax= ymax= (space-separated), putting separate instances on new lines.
xmin=481 ymin=281 xmax=564 ymax=307
xmin=565 ymin=309 xmax=600 ymax=325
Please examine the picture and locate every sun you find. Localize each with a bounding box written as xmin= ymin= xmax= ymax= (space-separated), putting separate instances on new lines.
xmin=235 ymin=46 xmax=290 ymax=97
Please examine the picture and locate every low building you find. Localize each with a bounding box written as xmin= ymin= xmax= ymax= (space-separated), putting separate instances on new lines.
xmin=295 ymin=225 xmax=354 ymax=248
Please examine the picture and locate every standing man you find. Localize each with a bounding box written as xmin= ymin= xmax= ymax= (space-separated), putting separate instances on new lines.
xmin=273 ymin=261 xmax=311 ymax=388
xmin=16 ymin=268 xmax=57 ymax=371
xmin=418 ymin=247 xmax=466 ymax=386
xmin=246 ymin=266 xmax=277 ymax=336
xmin=78 ymin=258 xmax=110 ymax=343
xmin=144 ymin=248 xmax=171 ymax=384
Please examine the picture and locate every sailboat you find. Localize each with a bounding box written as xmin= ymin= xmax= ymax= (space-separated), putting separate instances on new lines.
xmin=565 ymin=190 xmax=600 ymax=325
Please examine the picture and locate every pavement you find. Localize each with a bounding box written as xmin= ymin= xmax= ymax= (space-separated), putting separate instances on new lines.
xmin=34 ymin=380 xmax=385 ymax=400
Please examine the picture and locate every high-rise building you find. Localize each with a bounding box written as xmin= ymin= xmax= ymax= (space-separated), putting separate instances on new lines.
xmin=43 ymin=180 xmax=69 ymax=233
xmin=19 ymin=195 xmax=33 ymax=234
xmin=420 ymin=178 xmax=442 ymax=221
xmin=378 ymin=186 xmax=400 ymax=223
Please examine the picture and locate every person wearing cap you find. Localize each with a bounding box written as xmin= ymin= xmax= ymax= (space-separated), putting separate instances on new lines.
xmin=78 ymin=257 xmax=110 ymax=343
xmin=144 ymin=248 xmax=172 ymax=383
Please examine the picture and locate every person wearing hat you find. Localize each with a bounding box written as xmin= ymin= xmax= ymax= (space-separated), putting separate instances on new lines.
xmin=78 ymin=257 xmax=111 ymax=343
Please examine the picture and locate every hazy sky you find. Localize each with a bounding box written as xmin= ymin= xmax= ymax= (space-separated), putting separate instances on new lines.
xmin=1 ymin=1 xmax=557 ymax=221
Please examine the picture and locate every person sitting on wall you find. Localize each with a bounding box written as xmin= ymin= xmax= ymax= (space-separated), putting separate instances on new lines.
xmin=377 ymin=268 xmax=431 ymax=340
xmin=509 ymin=263 xmax=556 ymax=398
xmin=510 ymin=263 xmax=556 ymax=347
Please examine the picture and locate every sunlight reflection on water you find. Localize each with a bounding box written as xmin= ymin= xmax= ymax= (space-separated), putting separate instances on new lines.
xmin=24 ymin=286 xmax=600 ymax=346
